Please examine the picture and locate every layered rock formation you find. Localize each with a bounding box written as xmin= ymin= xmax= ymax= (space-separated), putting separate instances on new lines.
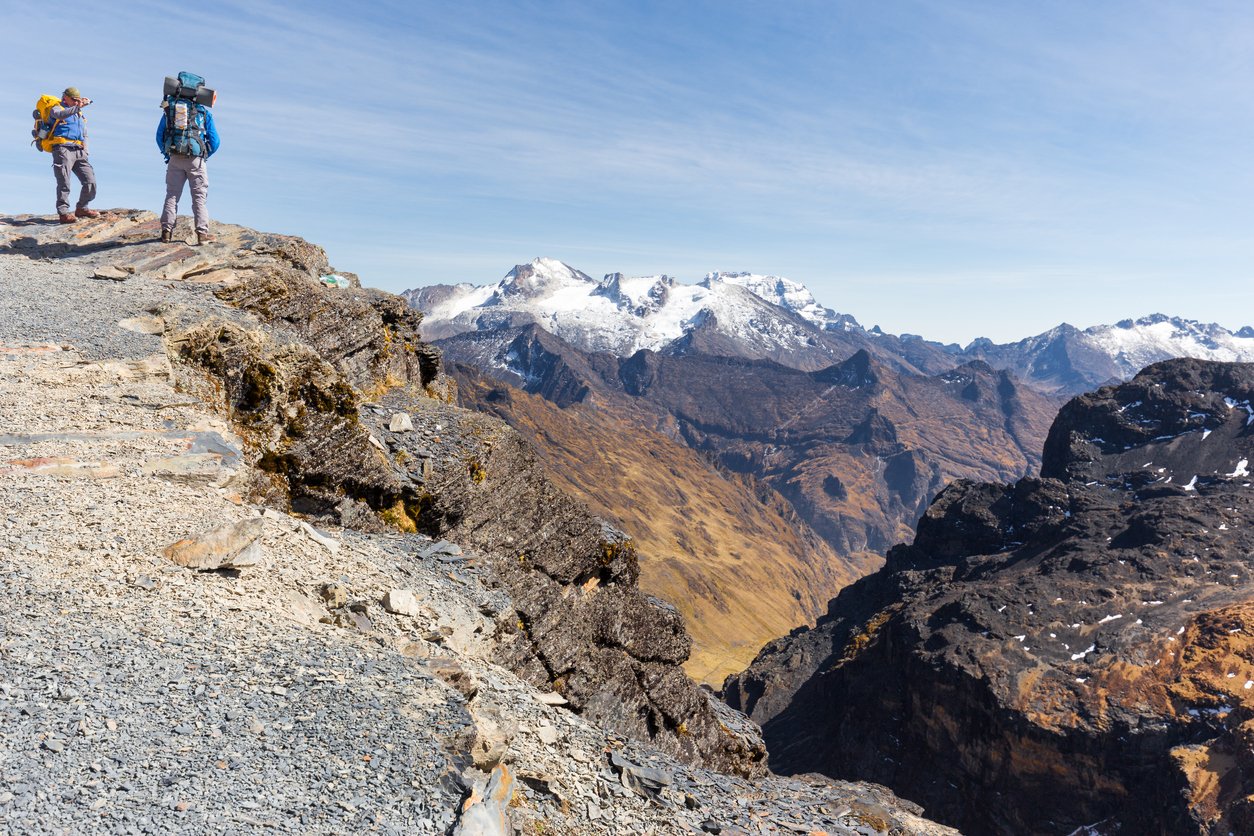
xmin=725 ymin=359 xmax=1254 ymax=834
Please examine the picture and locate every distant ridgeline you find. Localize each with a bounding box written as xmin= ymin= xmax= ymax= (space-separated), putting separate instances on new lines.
xmin=406 ymin=259 xmax=1254 ymax=397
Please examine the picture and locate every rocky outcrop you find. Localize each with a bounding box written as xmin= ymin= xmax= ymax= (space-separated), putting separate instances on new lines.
xmin=0 ymin=210 xmax=765 ymax=778
xmin=725 ymin=359 xmax=1254 ymax=834
xmin=369 ymin=392 xmax=769 ymax=775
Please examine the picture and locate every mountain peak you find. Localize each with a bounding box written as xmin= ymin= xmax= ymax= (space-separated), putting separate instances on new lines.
xmin=701 ymin=270 xmax=845 ymax=329
xmin=499 ymin=258 xmax=595 ymax=298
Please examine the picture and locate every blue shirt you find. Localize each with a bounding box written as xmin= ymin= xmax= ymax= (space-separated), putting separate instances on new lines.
xmin=49 ymin=103 xmax=87 ymax=144
xmin=155 ymin=105 xmax=220 ymax=157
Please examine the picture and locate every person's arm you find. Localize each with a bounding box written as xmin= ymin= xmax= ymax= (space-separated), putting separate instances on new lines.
xmin=156 ymin=115 xmax=168 ymax=157
xmin=49 ymin=103 xmax=85 ymax=120
xmin=203 ymin=109 xmax=220 ymax=157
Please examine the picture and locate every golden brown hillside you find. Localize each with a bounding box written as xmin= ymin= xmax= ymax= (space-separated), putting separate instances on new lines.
xmin=457 ymin=370 xmax=872 ymax=683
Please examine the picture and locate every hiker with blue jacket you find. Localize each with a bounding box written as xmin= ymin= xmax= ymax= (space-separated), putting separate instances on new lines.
xmin=49 ymin=87 xmax=100 ymax=224
xmin=156 ymin=80 xmax=220 ymax=245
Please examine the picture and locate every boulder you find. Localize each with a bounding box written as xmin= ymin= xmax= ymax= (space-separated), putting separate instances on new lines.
xmin=162 ymin=518 xmax=264 ymax=570
xmin=452 ymin=765 xmax=514 ymax=836
xmin=381 ymin=589 xmax=423 ymax=617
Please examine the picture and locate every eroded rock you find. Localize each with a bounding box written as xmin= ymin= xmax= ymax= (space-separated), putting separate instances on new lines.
xmin=162 ymin=518 xmax=264 ymax=570
xmin=452 ymin=765 xmax=514 ymax=836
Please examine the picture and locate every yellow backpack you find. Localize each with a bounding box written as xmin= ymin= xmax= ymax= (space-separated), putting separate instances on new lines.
xmin=31 ymin=94 xmax=66 ymax=152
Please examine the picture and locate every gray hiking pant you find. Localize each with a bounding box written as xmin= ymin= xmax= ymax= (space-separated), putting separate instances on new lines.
xmin=161 ymin=154 xmax=210 ymax=234
xmin=52 ymin=144 xmax=96 ymax=215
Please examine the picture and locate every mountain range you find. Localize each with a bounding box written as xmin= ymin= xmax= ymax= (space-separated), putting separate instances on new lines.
xmin=405 ymin=258 xmax=1254 ymax=396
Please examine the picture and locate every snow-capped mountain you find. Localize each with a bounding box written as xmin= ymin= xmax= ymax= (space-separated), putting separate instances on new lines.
xmin=965 ymin=314 xmax=1254 ymax=394
xmin=1088 ymin=314 xmax=1254 ymax=370
xmin=404 ymin=258 xmax=891 ymax=370
xmin=405 ymin=259 xmax=1254 ymax=395
xmin=703 ymin=271 xmax=861 ymax=333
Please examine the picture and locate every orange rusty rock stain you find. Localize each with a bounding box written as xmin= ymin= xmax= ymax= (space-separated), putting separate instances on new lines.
xmin=0 ymin=457 xmax=120 ymax=479
xmin=6 ymin=456 xmax=75 ymax=468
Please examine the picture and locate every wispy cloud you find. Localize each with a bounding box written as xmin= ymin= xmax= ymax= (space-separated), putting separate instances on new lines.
xmin=2 ymin=1 xmax=1252 ymax=345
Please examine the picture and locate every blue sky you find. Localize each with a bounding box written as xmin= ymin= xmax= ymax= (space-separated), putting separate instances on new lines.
xmin=4 ymin=0 xmax=1252 ymax=343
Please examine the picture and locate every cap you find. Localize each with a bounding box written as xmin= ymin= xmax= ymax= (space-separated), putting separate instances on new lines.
xmin=63 ymin=87 xmax=82 ymax=99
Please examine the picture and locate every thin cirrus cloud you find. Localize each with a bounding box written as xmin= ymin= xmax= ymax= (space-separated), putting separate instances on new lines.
xmin=2 ymin=0 xmax=1251 ymax=343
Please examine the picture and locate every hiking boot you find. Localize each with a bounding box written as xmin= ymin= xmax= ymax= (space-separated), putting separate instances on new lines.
xmin=75 ymin=207 xmax=101 ymax=219
xmin=58 ymin=213 xmax=77 ymax=224
xmin=197 ymin=232 xmax=217 ymax=246
xmin=160 ymin=229 xmax=173 ymax=243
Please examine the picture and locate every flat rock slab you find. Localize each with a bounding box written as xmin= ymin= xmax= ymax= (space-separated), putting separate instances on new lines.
xmin=162 ymin=517 xmax=264 ymax=570
xmin=381 ymin=588 xmax=423 ymax=617
xmin=139 ymin=453 xmax=230 ymax=484
xmin=91 ymin=265 xmax=129 ymax=281
xmin=117 ymin=315 xmax=164 ymax=335
xmin=420 ymin=539 xmax=463 ymax=559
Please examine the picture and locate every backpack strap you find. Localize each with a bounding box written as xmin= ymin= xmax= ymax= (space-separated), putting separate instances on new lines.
xmin=42 ymin=117 xmax=64 ymax=152
xmin=196 ymin=104 xmax=209 ymax=156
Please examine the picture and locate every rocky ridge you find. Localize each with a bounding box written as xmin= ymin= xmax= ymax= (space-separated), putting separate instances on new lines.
xmin=0 ymin=211 xmax=954 ymax=834
xmin=725 ymin=358 xmax=1254 ymax=834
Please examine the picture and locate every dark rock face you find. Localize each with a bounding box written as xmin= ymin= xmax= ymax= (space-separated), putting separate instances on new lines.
xmin=1042 ymin=358 xmax=1254 ymax=486
xmin=387 ymin=401 xmax=766 ymax=774
xmin=725 ymin=359 xmax=1254 ymax=834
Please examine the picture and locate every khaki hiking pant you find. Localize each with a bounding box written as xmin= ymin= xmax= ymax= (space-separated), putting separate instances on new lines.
xmin=52 ymin=144 xmax=96 ymax=215
xmin=161 ymin=154 xmax=210 ymax=235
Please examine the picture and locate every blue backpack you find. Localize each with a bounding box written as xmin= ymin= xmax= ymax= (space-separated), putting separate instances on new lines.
xmin=161 ymin=72 xmax=215 ymax=157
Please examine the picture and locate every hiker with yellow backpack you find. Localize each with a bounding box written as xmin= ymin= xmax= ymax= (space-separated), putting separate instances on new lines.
xmin=31 ymin=87 xmax=100 ymax=224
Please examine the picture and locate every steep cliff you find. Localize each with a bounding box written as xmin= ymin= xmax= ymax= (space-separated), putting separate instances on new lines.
xmin=725 ymin=359 xmax=1254 ymax=834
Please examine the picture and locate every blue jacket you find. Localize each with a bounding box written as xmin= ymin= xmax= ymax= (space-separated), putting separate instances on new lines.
xmin=155 ymin=105 xmax=220 ymax=158
xmin=49 ymin=103 xmax=87 ymax=144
